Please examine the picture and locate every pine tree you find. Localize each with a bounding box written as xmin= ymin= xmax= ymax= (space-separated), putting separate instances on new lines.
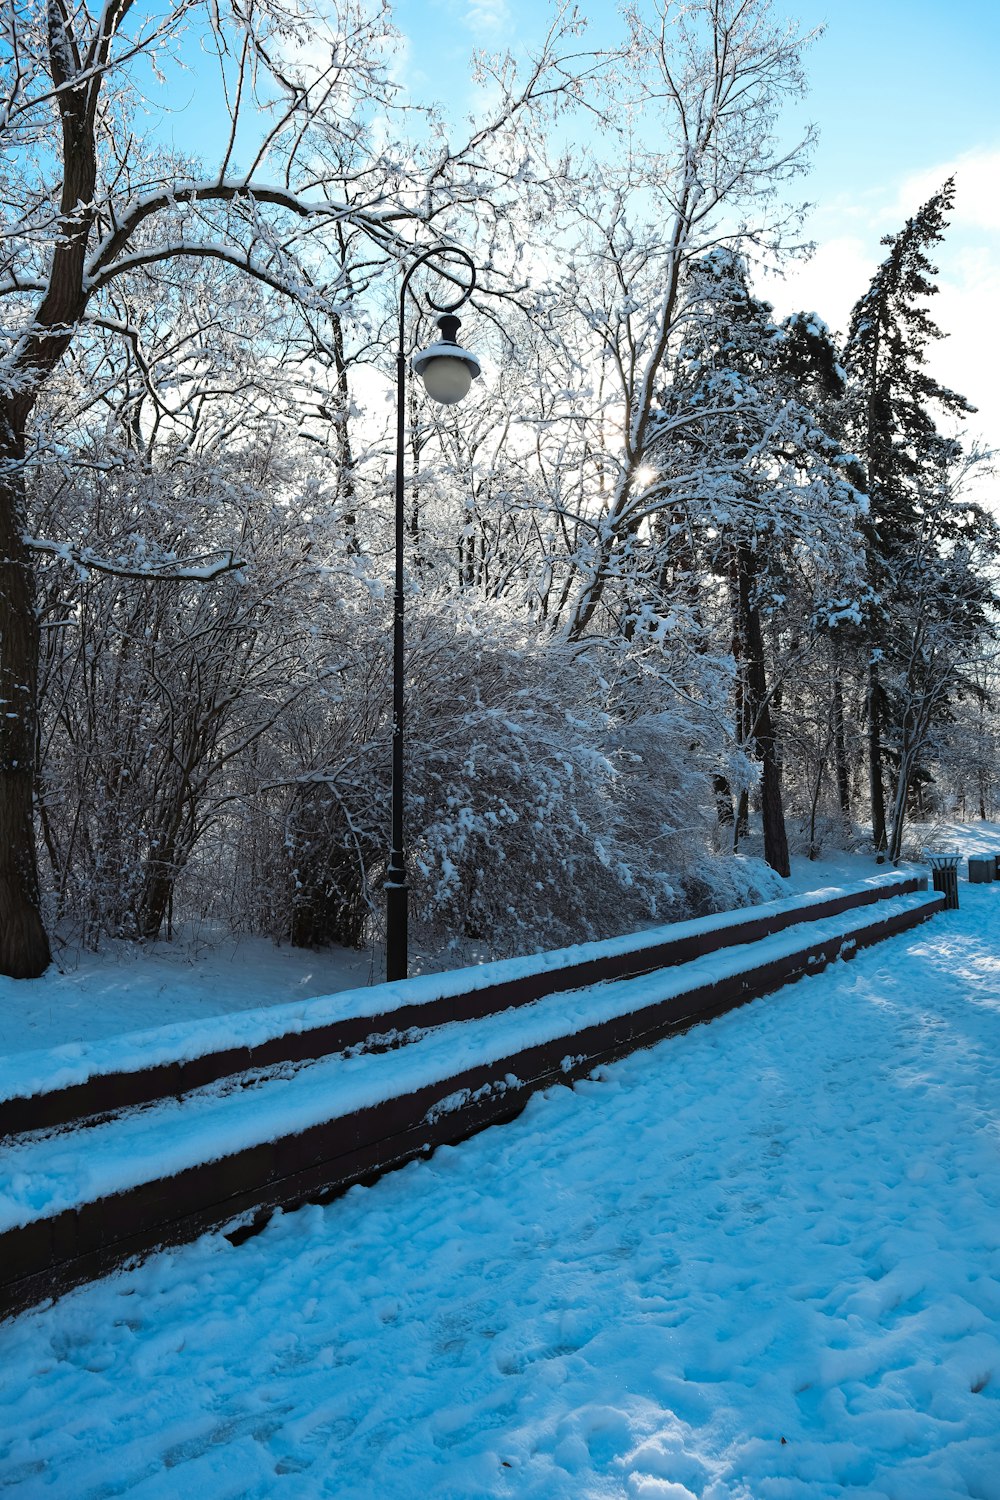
xmin=844 ymin=178 xmax=978 ymax=856
xmin=649 ymin=251 xmax=864 ymax=877
xmin=773 ymin=311 xmax=858 ymax=840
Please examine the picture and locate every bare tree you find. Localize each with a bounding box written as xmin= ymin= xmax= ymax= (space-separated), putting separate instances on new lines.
xmin=0 ymin=0 xmax=588 ymax=975
xmin=545 ymin=0 xmax=817 ymax=643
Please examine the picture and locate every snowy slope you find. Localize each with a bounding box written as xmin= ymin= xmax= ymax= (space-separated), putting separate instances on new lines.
xmin=0 ymin=844 xmax=947 ymax=1065
xmin=0 ymin=933 xmax=376 ymax=1059
xmin=1 ymin=883 xmax=999 ymax=1496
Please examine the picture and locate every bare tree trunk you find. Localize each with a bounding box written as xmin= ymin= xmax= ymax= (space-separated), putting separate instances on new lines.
xmin=729 ymin=553 xmax=751 ymax=851
xmin=886 ymin=738 xmax=914 ymax=866
xmin=737 ymin=542 xmax=790 ymax=878
xmin=136 ymin=843 xmax=181 ymax=943
xmin=408 ymin=375 xmax=424 ymax=576
xmin=0 ymin=419 xmax=52 ymax=976
xmin=868 ymin=660 xmax=888 ymax=857
xmin=0 ymin=22 xmax=98 ymax=975
xmin=733 ymin=787 xmax=750 ymax=850
xmin=808 ymin=757 xmax=825 ymax=858
xmin=832 ymin=660 xmax=851 ymax=828
xmin=977 ymin=694 xmax=989 ymax=820
xmin=713 ymin=773 xmax=735 ymax=830
xmin=330 ymin=312 xmax=359 ymax=553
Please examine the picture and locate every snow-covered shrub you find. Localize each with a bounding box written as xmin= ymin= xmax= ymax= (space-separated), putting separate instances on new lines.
xmin=403 ymin=605 xmax=630 ymax=956
xmin=399 ymin=602 xmax=753 ymax=958
xmin=33 ymin=430 xmax=333 ymax=946
xmin=679 ymin=852 xmax=788 ymax=914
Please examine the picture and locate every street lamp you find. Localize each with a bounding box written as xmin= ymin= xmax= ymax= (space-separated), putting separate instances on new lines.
xmin=386 ymin=246 xmax=481 ymax=982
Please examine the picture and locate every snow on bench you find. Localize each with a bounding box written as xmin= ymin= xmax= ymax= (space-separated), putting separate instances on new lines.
xmin=0 ymin=872 xmax=925 ymax=1136
xmin=1 ymin=884 xmax=943 ymax=1319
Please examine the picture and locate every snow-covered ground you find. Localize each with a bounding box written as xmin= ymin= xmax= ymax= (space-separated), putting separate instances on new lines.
xmin=0 ymin=932 xmax=375 ymax=1058
xmin=2 ymin=834 xmax=999 ymax=1497
xmin=0 ymin=871 xmax=919 ymax=1109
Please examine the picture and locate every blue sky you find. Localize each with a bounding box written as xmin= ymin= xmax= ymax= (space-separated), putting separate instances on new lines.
xmin=773 ymin=0 xmax=1000 ymax=471
xmin=156 ymin=0 xmax=999 ymax=468
xmin=766 ymin=0 xmax=998 ymax=211
xmin=391 ymin=0 xmax=1000 ymax=466
xmin=396 ymin=0 xmax=999 ymax=200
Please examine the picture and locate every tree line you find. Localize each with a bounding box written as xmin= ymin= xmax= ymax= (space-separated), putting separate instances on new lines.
xmin=1 ymin=0 xmax=996 ymax=979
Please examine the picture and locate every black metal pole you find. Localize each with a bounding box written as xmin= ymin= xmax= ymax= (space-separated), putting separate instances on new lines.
xmin=385 ymin=340 xmax=408 ymax=982
xmin=383 ymin=245 xmax=477 ymax=984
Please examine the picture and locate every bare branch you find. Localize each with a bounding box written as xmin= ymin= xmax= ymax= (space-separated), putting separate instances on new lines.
xmin=25 ymin=537 xmax=246 ymax=581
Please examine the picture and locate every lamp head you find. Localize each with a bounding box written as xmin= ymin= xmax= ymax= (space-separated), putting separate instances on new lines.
xmin=411 ymin=314 xmax=482 ymax=405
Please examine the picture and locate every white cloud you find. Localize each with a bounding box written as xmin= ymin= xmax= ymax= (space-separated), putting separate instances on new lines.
xmin=463 ymin=0 xmax=513 ymax=40
xmin=768 ymin=151 xmax=1000 ymax=491
xmin=763 ymin=235 xmax=873 ymax=340
xmin=891 ymin=148 xmax=1000 ymax=236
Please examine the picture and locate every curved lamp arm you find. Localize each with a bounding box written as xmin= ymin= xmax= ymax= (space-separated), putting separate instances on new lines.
xmin=401 ymin=246 xmax=481 ymax=404
xmin=398 ymin=242 xmax=477 ymax=330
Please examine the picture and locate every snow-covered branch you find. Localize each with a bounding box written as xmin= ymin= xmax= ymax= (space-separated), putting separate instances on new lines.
xmin=25 ymin=537 xmax=245 ymax=581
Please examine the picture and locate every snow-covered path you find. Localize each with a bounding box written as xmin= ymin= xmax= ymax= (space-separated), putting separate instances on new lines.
xmin=2 ymin=888 xmax=1000 ymax=1498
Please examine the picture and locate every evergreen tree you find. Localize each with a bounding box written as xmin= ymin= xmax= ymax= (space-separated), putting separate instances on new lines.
xmin=844 ymin=178 xmax=979 ymax=855
xmin=649 ymin=251 xmax=864 ymax=877
xmin=773 ymin=311 xmax=859 ymax=840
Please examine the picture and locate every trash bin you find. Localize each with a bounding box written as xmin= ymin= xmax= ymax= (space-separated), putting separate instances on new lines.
xmin=927 ymin=852 xmax=960 ymax=910
xmin=968 ymin=856 xmax=994 ymax=884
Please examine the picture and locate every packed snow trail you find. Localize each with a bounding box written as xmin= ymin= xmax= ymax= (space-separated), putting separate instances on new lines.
xmin=2 ymin=888 xmax=1000 ymax=1497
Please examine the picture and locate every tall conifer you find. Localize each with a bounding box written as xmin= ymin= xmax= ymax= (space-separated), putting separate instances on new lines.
xmin=844 ymin=178 xmax=976 ymax=854
xmin=652 ymin=251 xmax=863 ymax=876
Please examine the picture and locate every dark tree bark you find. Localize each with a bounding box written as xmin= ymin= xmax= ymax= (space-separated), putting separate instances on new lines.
xmin=0 ymin=421 xmax=52 ymax=976
xmin=0 ymin=13 xmax=99 ymax=976
xmin=328 ymin=311 xmax=359 ymax=552
xmin=729 ymin=554 xmax=751 ymax=850
xmin=832 ymin=662 xmax=851 ymax=826
xmin=135 ymin=847 xmax=181 ymax=944
xmin=736 ymin=541 xmax=790 ymax=878
xmin=713 ymin=774 xmax=735 ymax=829
xmin=868 ymin=660 xmax=888 ymax=857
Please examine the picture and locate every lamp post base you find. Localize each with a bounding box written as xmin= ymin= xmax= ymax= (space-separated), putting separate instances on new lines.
xmin=385 ymin=877 xmax=408 ymax=982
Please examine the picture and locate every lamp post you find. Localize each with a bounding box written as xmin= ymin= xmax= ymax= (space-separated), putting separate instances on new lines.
xmin=386 ymin=246 xmax=481 ymax=982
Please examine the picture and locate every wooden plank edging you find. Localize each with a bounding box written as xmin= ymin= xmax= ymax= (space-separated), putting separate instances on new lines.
xmin=1 ymin=876 xmax=926 ymax=1137
xmin=0 ymin=889 xmax=943 ymax=1321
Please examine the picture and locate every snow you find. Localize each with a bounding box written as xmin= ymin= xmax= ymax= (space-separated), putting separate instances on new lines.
xmin=0 ymin=891 xmax=938 ymax=1233
xmin=0 ymin=932 xmax=374 ymax=1060
xmin=0 ymin=874 xmax=917 ymax=1101
xmin=1 ymin=857 xmax=999 ymax=1495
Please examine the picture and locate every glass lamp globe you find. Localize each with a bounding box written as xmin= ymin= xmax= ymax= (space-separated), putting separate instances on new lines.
xmin=421 ymin=355 xmax=474 ymax=405
xmin=411 ymin=313 xmax=481 ymax=406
